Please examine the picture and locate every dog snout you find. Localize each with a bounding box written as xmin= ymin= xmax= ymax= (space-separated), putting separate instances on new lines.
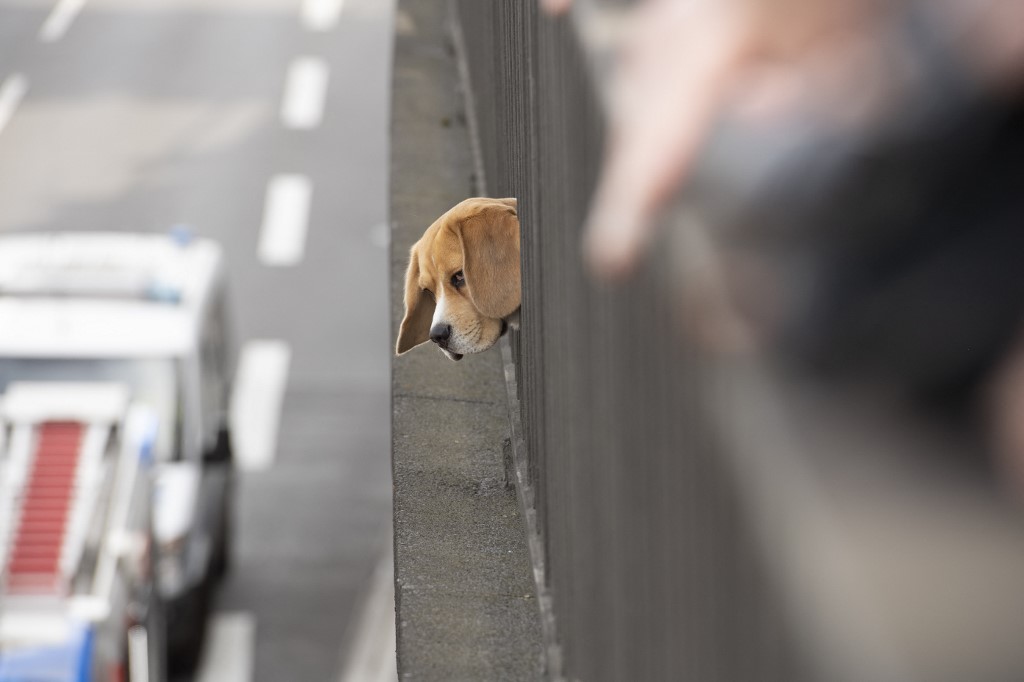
xmin=429 ymin=323 xmax=452 ymax=348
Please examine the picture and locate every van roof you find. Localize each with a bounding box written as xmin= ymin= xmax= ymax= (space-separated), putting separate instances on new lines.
xmin=0 ymin=233 xmax=222 ymax=358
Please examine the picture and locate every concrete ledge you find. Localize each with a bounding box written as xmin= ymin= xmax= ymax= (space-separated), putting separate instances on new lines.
xmin=499 ymin=338 xmax=564 ymax=680
xmin=390 ymin=1 xmax=543 ymax=679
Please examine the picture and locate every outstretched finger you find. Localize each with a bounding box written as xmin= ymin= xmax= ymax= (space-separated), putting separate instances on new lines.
xmin=584 ymin=1 xmax=749 ymax=278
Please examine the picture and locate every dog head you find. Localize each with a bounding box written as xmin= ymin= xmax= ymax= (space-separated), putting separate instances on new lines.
xmin=396 ymin=197 xmax=520 ymax=361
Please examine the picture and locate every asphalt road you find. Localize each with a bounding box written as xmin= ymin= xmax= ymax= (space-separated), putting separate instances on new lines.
xmin=0 ymin=0 xmax=395 ymax=680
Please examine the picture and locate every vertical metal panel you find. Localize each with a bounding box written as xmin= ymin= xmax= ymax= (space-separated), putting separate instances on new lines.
xmin=454 ymin=2 xmax=803 ymax=679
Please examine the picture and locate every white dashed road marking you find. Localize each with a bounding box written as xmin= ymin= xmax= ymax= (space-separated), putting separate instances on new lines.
xmin=259 ymin=174 xmax=312 ymax=266
xmin=0 ymin=74 xmax=28 ymax=138
xmin=301 ymin=0 xmax=344 ymax=32
xmin=281 ymin=57 xmax=329 ymax=130
xmin=230 ymin=340 xmax=291 ymax=471
xmin=40 ymin=0 xmax=87 ymax=42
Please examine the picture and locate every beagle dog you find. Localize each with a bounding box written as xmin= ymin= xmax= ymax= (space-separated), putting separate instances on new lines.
xmin=396 ymin=197 xmax=520 ymax=361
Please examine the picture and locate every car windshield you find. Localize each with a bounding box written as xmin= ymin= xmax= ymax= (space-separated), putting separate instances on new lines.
xmin=0 ymin=357 xmax=179 ymax=461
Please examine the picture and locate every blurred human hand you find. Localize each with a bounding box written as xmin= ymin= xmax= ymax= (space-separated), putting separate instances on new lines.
xmin=542 ymin=0 xmax=1024 ymax=279
xmin=539 ymin=0 xmax=573 ymax=15
xmin=566 ymin=0 xmax=891 ymax=278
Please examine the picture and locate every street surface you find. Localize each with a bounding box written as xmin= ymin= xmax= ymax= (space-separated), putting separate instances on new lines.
xmin=0 ymin=0 xmax=396 ymax=679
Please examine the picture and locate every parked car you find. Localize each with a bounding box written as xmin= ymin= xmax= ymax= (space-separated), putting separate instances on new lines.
xmin=0 ymin=231 xmax=237 ymax=677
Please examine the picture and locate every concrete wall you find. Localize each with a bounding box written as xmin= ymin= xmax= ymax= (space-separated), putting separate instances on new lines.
xmin=390 ymin=2 xmax=542 ymax=679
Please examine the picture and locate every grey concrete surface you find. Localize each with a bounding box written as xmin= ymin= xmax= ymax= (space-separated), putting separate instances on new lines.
xmin=390 ymin=1 xmax=543 ymax=679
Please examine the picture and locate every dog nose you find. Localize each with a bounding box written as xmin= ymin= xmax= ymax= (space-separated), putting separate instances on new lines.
xmin=429 ymin=324 xmax=452 ymax=347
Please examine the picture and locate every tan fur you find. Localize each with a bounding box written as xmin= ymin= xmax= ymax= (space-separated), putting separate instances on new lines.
xmin=396 ymin=197 xmax=520 ymax=356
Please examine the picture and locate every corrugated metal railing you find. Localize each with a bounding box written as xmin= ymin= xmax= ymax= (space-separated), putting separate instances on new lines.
xmin=451 ymin=2 xmax=1024 ymax=681
xmin=452 ymin=3 xmax=804 ymax=680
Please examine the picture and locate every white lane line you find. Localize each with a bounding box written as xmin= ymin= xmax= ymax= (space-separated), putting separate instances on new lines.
xmin=230 ymin=340 xmax=291 ymax=471
xmin=301 ymin=0 xmax=344 ymax=32
xmin=196 ymin=612 xmax=256 ymax=682
xmin=39 ymin=0 xmax=87 ymax=42
xmin=259 ymin=174 xmax=312 ymax=266
xmin=281 ymin=57 xmax=329 ymax=130
xmin=0 ymin=74 xmax=28 ymax=138
xmin=126 ymin=626 xmax=149 ymax=682
xmin=338 ymin=549 xmax=397 ymax=682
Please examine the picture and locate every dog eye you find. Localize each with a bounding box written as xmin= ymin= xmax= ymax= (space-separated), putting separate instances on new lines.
xmin=451 ymin=271 xmax=465 ymax=288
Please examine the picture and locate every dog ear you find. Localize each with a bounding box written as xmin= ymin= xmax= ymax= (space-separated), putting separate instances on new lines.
xmin=396 ymin=248 xmax=436 ymax=354
xmin=459 ymin=198 xmax=520 ymax=319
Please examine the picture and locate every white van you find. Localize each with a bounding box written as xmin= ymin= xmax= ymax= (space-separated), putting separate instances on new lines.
xmin=0 ymin=231 xmax=236 ymax=678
